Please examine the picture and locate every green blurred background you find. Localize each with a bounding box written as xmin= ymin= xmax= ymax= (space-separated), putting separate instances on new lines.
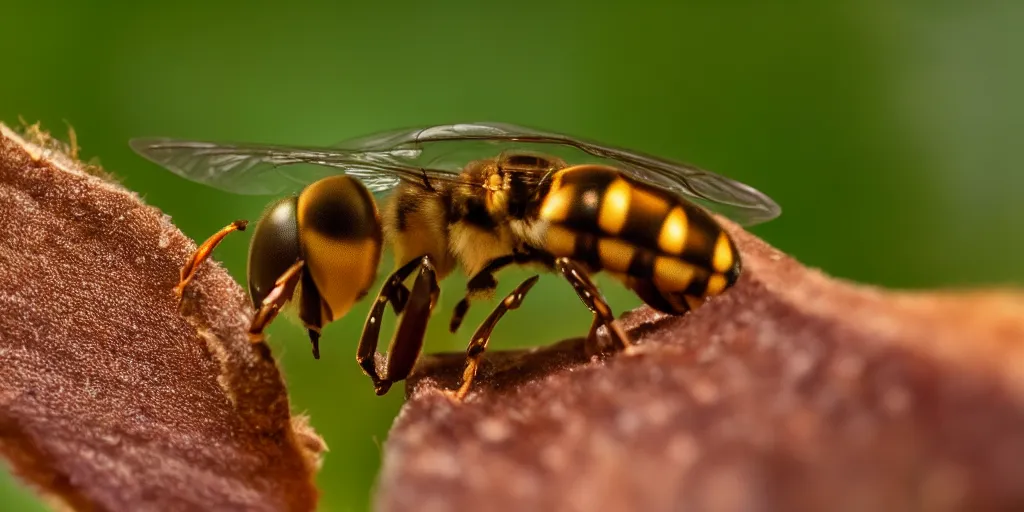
xmin=2 ymin=1 xmax=1022 ymax=511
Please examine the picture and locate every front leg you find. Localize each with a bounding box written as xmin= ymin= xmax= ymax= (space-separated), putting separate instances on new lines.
xmin=174 ymin=219 xmax=248 ymax=307
xmin=248 ymin=259 xmax=305 ymax=342
xmin=175 ymin=219 xmax=325 ymax=359
xmin=356 ymin=255 xmax=438 ymax=395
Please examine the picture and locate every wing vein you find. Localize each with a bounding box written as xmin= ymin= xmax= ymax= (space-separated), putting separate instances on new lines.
xmin=129 ymin=122 xmax=780 ymax=224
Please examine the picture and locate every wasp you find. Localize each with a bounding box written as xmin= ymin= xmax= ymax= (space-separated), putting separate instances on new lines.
xmin=130 ymin=122 xmax=780 ymax=400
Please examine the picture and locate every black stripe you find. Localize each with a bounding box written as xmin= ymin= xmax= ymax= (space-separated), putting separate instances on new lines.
xmin=684 ymin=266 xmax=712 ymax=298
xmin=678 ymin=203 xmax=720 ymax=269
xmin=394 ymin=191 xmax=418 ymax=231
xmin=302 ymin=177 xmax=380 ymax=240
xmin=573 ymin=232 xmax=601 ymax=269
xmin=724 ymin=236 xmax=742 ymax=286
xmin=626 ymin=247 xmax=656 ymax=280
xmin=619 ymin=188 xmax=672 ymax=251
xmin=465 ymin=196 xmax=497 ymax=229
xmin=629 ymin=278 xmax=686 ymax=315
xmin=451 ymin=194 xmax=496 ymax=229
xmin=557 ymin=168 xmax=619 ymax=232
xmin=507 ymin=171 xmax=539 ymax=219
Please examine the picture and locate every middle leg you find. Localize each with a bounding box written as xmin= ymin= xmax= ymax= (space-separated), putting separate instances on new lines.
xmin=449 ymin=248 xmax=551 ymax=333
xmin=452 ymin=274 xmax=540 ymax=400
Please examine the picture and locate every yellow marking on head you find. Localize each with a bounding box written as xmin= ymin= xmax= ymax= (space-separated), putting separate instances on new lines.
xmin=539 ymin=186 xmax=574 ymax=223
xmin=598 ymin=238 xmax=636 ymax=273
xmin=544 ymin=225 xmax=577 ymax=257
xmin=597 ymin=179 xmax=631 ymax=236
xmin=653 ymin=256 xmax=696 ymax=292
xmin=658 ymin=207 xmax=688 ymax=255
xmin=712 ymin=232 xmax=735 ymax=273
xmin=704 ymin=273 xmax=728 ymax=297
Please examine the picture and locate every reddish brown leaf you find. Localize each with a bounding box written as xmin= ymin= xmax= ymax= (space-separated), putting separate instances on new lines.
xmin=0 ymin=124 xmax=325 ymax=512
xmin=378 ymin=206 xmax=1024 ymax=511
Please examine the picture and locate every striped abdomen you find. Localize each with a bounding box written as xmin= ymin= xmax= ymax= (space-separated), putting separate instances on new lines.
xmin=534 ymin=164 xmax=741 ymax=314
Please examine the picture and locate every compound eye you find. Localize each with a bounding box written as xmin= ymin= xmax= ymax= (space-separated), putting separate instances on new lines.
xmin=246 ymin=196 xmax=302 ymax=308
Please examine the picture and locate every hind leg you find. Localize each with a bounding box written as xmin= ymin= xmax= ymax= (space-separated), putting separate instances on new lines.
xmin=554 ymin=257 xmax=631 ymax=356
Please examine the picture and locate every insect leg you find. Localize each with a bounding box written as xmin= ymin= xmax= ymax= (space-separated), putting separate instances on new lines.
xmin=448 ymin=253 xmax=517 ymax=333
xmin=554 ymin=257 xmax=631 ymax=355
xmin=297 ymin=271 xmax=327 ymax=359
xmin=173 ymin=219 xmax=248 ymax=305
xmin=248 ymin=259 xmax=305 ymax=344
xmin=453 ymin=275 xmax=540 ymax=400
xmin=449 ymin=249 xmax=550 ymax=333
xmin=356 ymin=255 xmax=435 ymax=395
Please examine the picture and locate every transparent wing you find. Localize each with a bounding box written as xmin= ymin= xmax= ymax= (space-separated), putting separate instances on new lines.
xmin=128 ymin=137 xmax=477 ymax=197
xmin=367 ymin=122 xmax=783 ymax=225
xmin=130 ymin=122 xmax=781 ymax=225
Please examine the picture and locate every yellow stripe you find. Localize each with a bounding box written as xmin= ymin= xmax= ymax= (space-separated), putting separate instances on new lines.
xmin=539 ymin=186 xmax=574 ymax=222
xmin=597 ymin=179 xmax=631 ymax=235
xmin=544 ymin=225 xmax=576 ymax=257
xmin=657 ymin=207 xmax=688 ymax=255
xmin=712 ymin=232 xmax=735 ymax=273
xmin=652 ymin=256 xmax=695 ymax=292
xmin=704 ymin=273 xmax=728 ymax=297
xmin=598 ymin=238 xmax=635 ymax=273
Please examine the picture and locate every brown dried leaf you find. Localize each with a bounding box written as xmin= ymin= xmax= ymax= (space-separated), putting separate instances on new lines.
xmin=0 ymin=123 xmax=326 ymax=512
xmin=378 ymin=213 xmax=1024 ymax=511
